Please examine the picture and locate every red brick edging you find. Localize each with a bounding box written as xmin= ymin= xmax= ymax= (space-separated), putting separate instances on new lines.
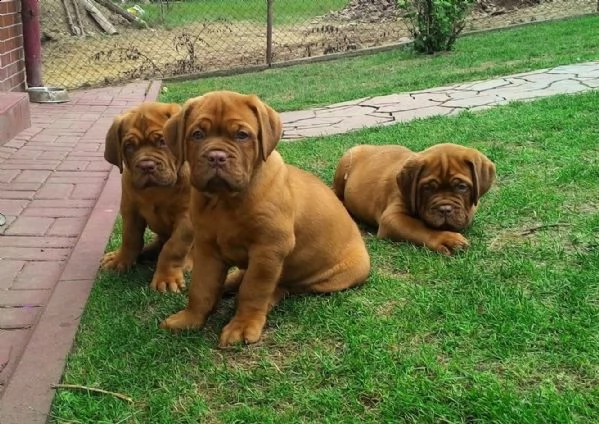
xmin=0 ymin=80 xmax=161 ymax=424
xmin=0 ymin=167 xmax=120 ymax=423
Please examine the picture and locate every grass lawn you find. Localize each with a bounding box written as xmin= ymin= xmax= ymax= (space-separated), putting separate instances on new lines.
xmin=136 ymin=0 xmax=347 ymax=28
xmin=161 ymin=14 xmax=599 ymax=112
xmin=50 ymin=90 xmax=599 ymax=423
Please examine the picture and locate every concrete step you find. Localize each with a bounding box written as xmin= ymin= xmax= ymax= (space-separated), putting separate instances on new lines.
xmin=0 ymin=92 xmax=31 ymax=145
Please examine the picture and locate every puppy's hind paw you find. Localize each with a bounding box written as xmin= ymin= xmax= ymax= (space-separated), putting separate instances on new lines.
xmin=160 ymin=309 xmax=205 ymax=331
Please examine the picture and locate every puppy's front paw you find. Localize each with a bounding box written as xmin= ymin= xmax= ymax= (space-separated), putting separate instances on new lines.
xmin=150 ymin=270 xmax=186 ymax=293
xmin=218 ymin=315 xmax=266 ymax=348
xmin=430 ymin=231 xmax=469 ymax=255
xmin=101 ymin=250 xmax=135 ymax=272
xmin=183 ymin=256 xmax=193 ymax=273
xmin=160 ymin=309 xmax=205 ymax=331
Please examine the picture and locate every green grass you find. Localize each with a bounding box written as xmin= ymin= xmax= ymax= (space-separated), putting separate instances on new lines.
xmin=132 ymin=0 xmax=347 ymax=28
xmin=50 ymin=91 xmax=599 ymax=423
xmin=161 ymin=14 xmax=599 ymax=112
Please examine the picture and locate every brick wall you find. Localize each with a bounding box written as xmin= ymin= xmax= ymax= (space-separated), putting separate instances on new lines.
xmin=0 ymin=0 xmax=26 ymax=92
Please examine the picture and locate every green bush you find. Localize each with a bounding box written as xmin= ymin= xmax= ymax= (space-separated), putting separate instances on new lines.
xmin=400 ymin=0 xmax=476 ymax=53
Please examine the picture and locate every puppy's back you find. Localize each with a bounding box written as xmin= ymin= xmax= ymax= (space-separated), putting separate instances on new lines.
xmin=333 ymin=145 xmax=413 ymax=225
xmin=289 ymin=164 xmax=360 ymax=241
xmin=333 ymin=145 xmax=411 ymax=196
xmin=284 ymin=164 xmax=370 ymax=287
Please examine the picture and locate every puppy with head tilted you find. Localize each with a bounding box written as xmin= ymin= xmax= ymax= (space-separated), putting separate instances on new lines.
xmin=333 ymin=143 xmax=496 ymax=255
xmin=102 ymin=102 xmax=194 ymax=292
xmin=160 ymin=91 xmax=370 ymax=347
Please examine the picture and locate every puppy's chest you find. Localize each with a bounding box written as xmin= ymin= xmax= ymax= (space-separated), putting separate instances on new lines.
xmin=197 ymin=212 xmax=253 ymax=268
xmin=218 ymin=232 xmax=250 ymax=268
xmin=140 ymin=203 xmax=180 ymax=235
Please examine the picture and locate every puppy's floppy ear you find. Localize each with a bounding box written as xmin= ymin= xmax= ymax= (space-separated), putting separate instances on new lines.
xmin=466 ymin=151 xmax=496 ymax=205
xmin=162 ymin=102 xmax=182 ymax=119
xmin=247 ymin=95 xmax=282 ymax=161
xmin=164 ymin=102 xmax=190 ymax=171
xmin=104 ymin=115 xmax=124 ymax=174
xmin=396 ymin=158 xmax=424 ymax=216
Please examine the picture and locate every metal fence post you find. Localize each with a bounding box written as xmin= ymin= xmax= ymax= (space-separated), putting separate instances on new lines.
xmin=266 ymin=0 xmax=273 ymax=66
xmin=21 ymin=0 xmax=43 ymax=87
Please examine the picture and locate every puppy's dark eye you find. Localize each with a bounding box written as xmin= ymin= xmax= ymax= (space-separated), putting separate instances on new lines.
xmin=456 ymin=182 xmax=469 ymax=192
xmin=192 ymin=130 xmax=205 ymax=141
xmin=236 ymin=130 xmax=250 ymax=142
xmin=422 ymin=183 xmax=435 ymax=192
xmin=156 ymin=137 xmax=167 ymax=148
xmin=124 ymin=143 xmax=135 ymax=154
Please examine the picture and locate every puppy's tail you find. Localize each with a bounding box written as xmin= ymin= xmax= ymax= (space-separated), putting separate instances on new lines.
xmin=332 ymin=147 xmax=355 ymax=201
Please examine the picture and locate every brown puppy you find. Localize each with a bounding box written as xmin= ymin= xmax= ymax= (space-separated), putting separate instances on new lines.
xmin=333 ymin=144 xmax=496 ymax=255
xmin=160 ymin=91 xmax=370 ymax=347
xmin=102 ymin=102 xmax=194 ymax=292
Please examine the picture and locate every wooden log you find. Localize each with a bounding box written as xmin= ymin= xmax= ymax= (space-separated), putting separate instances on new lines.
xmin=60 ymin=0 xmax=79 ymax=36
xmin=93 ymin=0 xmax=148 ymax=29
xmin=71 ymin=0 xmax=86 ymax=36
xmin=78 ymin=0 xmax=118 ymax=35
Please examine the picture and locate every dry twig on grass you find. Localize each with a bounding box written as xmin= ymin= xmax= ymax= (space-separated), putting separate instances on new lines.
xmin=51 ymin=384 xmax=134 ymax=403
xmin=518 ymin=222 xmax=571 ymax=236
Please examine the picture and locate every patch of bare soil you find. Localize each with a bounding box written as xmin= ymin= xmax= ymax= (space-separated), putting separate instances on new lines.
xmin=487 ymin=222 xmax=574 ymax=252
xmin=41 ymin=0 xmax=596 ymax=89
xmin=466 ymin=0 xmax=595 ymax=37
xmin=43 ymin=21 xmax=267 ymax=88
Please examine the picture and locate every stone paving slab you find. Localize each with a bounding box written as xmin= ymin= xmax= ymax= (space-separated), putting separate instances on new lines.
xmin=0 ymin=61 xmax=598 ymax=423
xmin=280 ymin=61 xmax=599 ymax=139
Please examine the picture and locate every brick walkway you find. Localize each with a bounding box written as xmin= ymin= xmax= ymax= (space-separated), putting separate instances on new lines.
xmin=0 ymin=80 xmax=161 ymax=423
xmin=0 ymin=60 xmax=598 ymax=423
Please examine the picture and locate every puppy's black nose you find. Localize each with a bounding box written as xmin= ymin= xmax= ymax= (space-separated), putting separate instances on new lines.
xmin=137 ymin=160 xmax=156 ymax=173
xmin=207 ymin=150 xmax=228 ymax=167
xmin=439 ymin=204 xmax=453 ymax=215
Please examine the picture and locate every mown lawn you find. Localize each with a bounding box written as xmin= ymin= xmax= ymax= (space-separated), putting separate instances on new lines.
xmin=135 ymin=0 xmax=347 ymax=28
xmin=161 ymin=14 xmax=599 ymax=112
xmin=50 ymin=90 xmax=599 ymax=423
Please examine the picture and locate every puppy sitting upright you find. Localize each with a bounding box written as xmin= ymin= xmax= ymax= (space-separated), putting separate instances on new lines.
xmin=333 ymin=144 xmax=496 ymax=255
xmin=160 ymin=91 xmax=370 ymax=347
xmin=102 ymin=102 xmax=193 ymax=292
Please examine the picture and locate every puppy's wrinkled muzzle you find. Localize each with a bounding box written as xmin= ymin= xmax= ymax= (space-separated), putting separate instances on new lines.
xmin=193 ymin=149 xmax=242 ymax=193
xmin=206 ymin=150 xmax=228 ymax=169
xmin=429 ymin=210 xmax=469 ymax=232
xmin=435 ymin=204 xmax=457 ymax=225
xmin=438 ymin=204 xmax=453 ymax=216
xmin=132 ymin=156 xmax=176 ymax=189
xmin=137 ymin=159 xmax=157 ymax=174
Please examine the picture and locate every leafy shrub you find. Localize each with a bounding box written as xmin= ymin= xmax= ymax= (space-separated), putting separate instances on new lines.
xmin=399 ymin=0 xmax=476 ymax=53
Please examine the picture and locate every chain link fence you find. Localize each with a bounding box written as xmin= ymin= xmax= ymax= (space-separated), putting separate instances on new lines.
xmin=40 ymin=0 xmax=597 ymax=90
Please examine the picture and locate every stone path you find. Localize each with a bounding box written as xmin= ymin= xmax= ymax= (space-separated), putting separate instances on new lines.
xmin=281 ymin=61 xmax=599 ymax=139
xmin=0 ymin=60 xmax=598 ymax=424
